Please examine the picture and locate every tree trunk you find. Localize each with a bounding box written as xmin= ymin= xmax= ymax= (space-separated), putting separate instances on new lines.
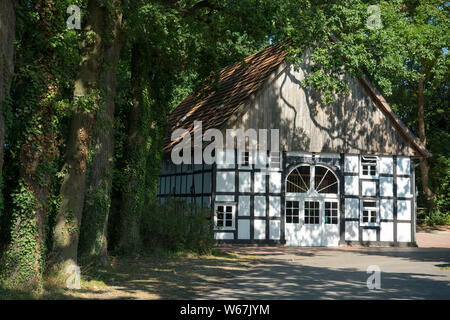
xmin=117 ymin=44 xmax=145 ymax=254
xmin=79 ymin=9 xmax=123 ymax=265
xmin=52 ymin=0 xmax=105 ymax=276
xmin=417 ymin=72 xmax=435 ymax=205
xmin=0 ymin=0 xmax=15 ymax=212
xmin=2 ymin=1 xmax=63 ymax=291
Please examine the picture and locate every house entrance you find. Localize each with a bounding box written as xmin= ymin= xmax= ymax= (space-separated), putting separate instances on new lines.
xmin=284 ymin=164 xmax=340 ymax=246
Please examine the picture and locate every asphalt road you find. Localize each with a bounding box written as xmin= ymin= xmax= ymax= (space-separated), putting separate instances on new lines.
xmin=198 ymin=246 xmax=450 ymax=299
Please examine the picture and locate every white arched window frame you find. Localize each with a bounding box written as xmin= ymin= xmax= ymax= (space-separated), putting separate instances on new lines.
xmin=285 ymin=164 xmax=339 ymax=199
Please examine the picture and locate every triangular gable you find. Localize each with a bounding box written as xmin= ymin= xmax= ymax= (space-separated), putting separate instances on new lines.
xmin=165 ymin=44 xmax=430 ymax=158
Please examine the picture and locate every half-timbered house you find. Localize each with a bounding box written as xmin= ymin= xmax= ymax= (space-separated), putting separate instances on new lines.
xmin=157 ymin=43 xmax=430 ymax=246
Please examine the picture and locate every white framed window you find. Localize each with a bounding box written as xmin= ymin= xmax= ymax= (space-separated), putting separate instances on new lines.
xmin=325 ymin=201 xmax=339 ymax=224
xmin=304 ymin=200 xmax=320 ymax=224
xmin=360 ymin=155 xmax=378 ymax=178
xmin=286 ymin=165 xmax=339 ymax=195
xmin=285 ymin=200 xmax=300 ymax=224
xmin=269 ymin=151 xmax=281 ymax=170
xmin=214 ymin=203 xmax=236 ymax=230
xmin=360 ymin=200 xmax=380 ymax=226
xmin=239 ymin=151 xmax=250 ymax=167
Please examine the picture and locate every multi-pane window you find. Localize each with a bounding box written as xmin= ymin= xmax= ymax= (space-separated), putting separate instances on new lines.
xmin=240 ymin=151 xmax=250 ymax=166
xmin=286 ymin=201 xmax=300 ymax=224
xmin=314 ymin=166 xmax=339 ymax=193
xmin=325 ymin=201 xmax=338 ymax=224
xmin=286 ymin=166 xmax=311 ymax=192
xmin=361 ymin=201 xmax=378 ymax=225
xmin=215 ymin=204 xmax=235 ymax=229
xmin=270 ymin=152 xmax=281 ymax=169
xmin=304 ymin=201 xmax=320 ymax=224
xmin=286 ymin=165 xmax=338 ymax=194
xmin=361 ymin=156 xmax=378 ymax=177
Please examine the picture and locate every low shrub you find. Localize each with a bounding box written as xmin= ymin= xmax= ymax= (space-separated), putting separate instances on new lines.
xmin=142 ymin=198 xmax=215 ymax=254
xmin=426 ymin=208 xmax=450 ymax=226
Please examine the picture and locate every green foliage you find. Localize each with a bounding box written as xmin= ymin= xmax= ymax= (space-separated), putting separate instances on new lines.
xmin=1 ymin=181 xmax=43 ymax=291
xmin=142 ymin=198 xmax=214 ymax=254
xmin=425 ymin=209 xmax=450 ymax=226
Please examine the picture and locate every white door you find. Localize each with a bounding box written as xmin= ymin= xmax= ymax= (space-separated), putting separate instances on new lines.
xmin=285 ymin=198 xmax=339 ymax=246
xmin=285 ymin=200 xmax=302 ymax=246
xmin=322 ymin=200 xmax=340 ymax=246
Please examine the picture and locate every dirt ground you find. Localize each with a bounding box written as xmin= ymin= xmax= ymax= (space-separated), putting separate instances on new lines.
xmin=41 ymin=251 xmax=259 ymax=300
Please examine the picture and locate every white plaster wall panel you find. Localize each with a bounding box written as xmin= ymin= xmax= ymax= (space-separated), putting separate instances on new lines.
xmin=317 ymin=153 xmax=340 ymax=159
xmin=344 ymin=199 xmax=359 ymax=219
xmin=175 ymin=176 xmax=181 ymax=194
xmin=269 ymin=172 xmax=282 ymax=193
xmin=380 ymin=199 xmax=394 ymax=220
xmin=254 ymin=196 xmax=266 ymax=217
xmin=380 ymin=222 xmax=394 ymax=241
xmin=254 ymin=172 xmax=266 ymax=193
xmin=344 ymin=198 xmax=359 ymax=219
xmin=379 ymin=156 xmax=394 ymax=174
xmin=397 ymin=157 xmax=411 ymax=175
xmin=255 ymin=150 xmax=268 ymax=169
xmin=217 ymin=149 xmax=235 ymax=169
xmin=344 ymin=155 xmax=359 ymax=173
xmin=362 ymin=229 xmax=377 ymax=242
xmin=397 ymin=223 xmax=411 ymax=242
xmin=397 ymin=200 xmax=412 ymax=220
xmin=215 ymin=195 xmax=235 ymax=202
xmin=287 ymin=152 xmax=312 ymax=158
xmin=345 ymin=176 xmax=359 ymax=196
xmin=216 ymin=171 xmax=235 ymax=192
xmin=380 ymin=177 xmax=394 ymax=197
xmin=254 ymin=220 xmax=266 ymax=240
xmin=194 ymin=173 xmax=202 ymax=194
xmin=361 ymin=180 xmax=377 ymax=197
xmin=203 ymin=172 xmax=211 ymax=193
xmin=239 ymin=172 xmax=252 ymax=193
xmin=397 ymin=177 xmax=412 ymax=197
xmin=269 ymin=196 xmax=281 ymax=217
xmin=269 ymin=220 xmax=281 ymax=240
xmin=238 ymin=220 xmax=250 ymax=240
xmin=345 ymin=221 xmax=359 ymax=241
xmin=181 ymin=175 xmax=186 ymax=194
xmin=215 ymin=232 xmax=234 ymax=240
xmin=238 ymin=196 xmax=250 ymax=216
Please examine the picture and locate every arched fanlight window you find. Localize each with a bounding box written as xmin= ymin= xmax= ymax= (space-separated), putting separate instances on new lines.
xmin=286 ymin=165 xmax=338 ymax=194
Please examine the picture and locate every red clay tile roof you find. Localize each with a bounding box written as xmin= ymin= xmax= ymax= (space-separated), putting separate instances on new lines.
xmin=163 ymin=42 xmax=289 ymax=152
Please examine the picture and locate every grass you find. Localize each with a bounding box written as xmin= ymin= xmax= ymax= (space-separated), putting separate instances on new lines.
xmin=0 ymin=248 xmax=259 ymax=300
